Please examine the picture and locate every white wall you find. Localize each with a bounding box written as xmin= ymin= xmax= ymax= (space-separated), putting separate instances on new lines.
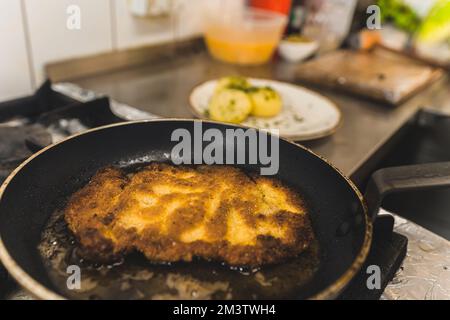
xmin=0 ymin=0 xmax=205 ymax=102
xmin=24 ymin=0 xmax=114 ymax=85
xmin=0 ymin=0 xmax=33 ymax=101
xmin=115 ymin=0 xmax=174 ymax=49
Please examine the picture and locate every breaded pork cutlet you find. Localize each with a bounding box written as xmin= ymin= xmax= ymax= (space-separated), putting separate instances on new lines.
xmin=65 ymin=163 xmax=314 ymax=266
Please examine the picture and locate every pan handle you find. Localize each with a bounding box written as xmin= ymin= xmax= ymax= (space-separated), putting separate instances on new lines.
xmin=365 ymin=162 xmax=450 ymax=220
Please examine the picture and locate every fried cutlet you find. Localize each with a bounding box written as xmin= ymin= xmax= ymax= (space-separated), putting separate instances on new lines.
xmin=65 ymin=163 xmax=314 ymax=266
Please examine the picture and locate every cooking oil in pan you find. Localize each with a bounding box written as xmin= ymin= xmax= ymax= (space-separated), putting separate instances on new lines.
xmin=39 ymin=209 xmax=319 ymax=300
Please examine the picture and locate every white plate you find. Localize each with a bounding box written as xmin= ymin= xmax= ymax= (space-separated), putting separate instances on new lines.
xmin=189 ymin=78 xmax=342 ymax=141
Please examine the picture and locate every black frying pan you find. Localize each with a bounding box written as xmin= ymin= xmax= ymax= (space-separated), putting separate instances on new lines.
xmin=0 ymin=119 xmax=449 ymax=300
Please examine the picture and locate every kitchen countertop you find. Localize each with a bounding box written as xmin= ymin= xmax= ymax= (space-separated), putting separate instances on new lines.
xmin=73 ymin=50 xmax=450 ymax=183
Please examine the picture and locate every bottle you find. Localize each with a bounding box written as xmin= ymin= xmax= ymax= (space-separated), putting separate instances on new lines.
xmin=249 ymin=0 xmax=292 ymax=15
xmin=286 ymin=0 xmax=307 ymax=36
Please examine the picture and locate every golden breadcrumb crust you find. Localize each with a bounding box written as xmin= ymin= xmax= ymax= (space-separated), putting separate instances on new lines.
xmin=65 ymin=163 xmax=314 ymax=266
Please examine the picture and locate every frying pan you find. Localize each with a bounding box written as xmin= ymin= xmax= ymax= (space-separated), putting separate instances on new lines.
xmin=0 ymin=119 xmax=450 ymax=300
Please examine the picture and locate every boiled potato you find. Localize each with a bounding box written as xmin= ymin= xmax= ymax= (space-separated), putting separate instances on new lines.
xmin=215 ymin=76 xmax=250 ymax=93
xmin=208 ymin=88 xmax=252 ymax=123
xmin=249 ymin=87 xmax=282 ymax=117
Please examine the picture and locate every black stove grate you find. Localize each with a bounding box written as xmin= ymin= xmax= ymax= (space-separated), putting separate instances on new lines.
xmin=339 ymin=215 xmax=407 ymax=300
xmin=0 ymin=81 xmax=77 ymax=123
xmin=0 ymin=81 xmax=121 ymax=183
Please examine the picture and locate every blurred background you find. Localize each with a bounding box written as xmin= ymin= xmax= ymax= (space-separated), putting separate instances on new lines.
xmin=1 ymin=0 xmax=449 ymax=102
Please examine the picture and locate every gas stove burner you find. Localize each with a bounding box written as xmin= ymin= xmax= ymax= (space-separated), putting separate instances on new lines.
xmin=0 ymin=123 xmax=52 ymax=164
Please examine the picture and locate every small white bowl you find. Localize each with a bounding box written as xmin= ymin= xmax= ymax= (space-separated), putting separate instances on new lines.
xmin=278 ymin=39 xmax=319 ymax=63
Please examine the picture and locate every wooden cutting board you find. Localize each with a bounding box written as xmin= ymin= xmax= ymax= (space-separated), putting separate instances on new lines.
xmin=296 ymin=48 xmax=444 ymax=105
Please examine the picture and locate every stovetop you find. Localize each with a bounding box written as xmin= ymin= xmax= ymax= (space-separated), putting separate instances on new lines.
xmin=0 ymin=81 xmax=447 ymax=300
